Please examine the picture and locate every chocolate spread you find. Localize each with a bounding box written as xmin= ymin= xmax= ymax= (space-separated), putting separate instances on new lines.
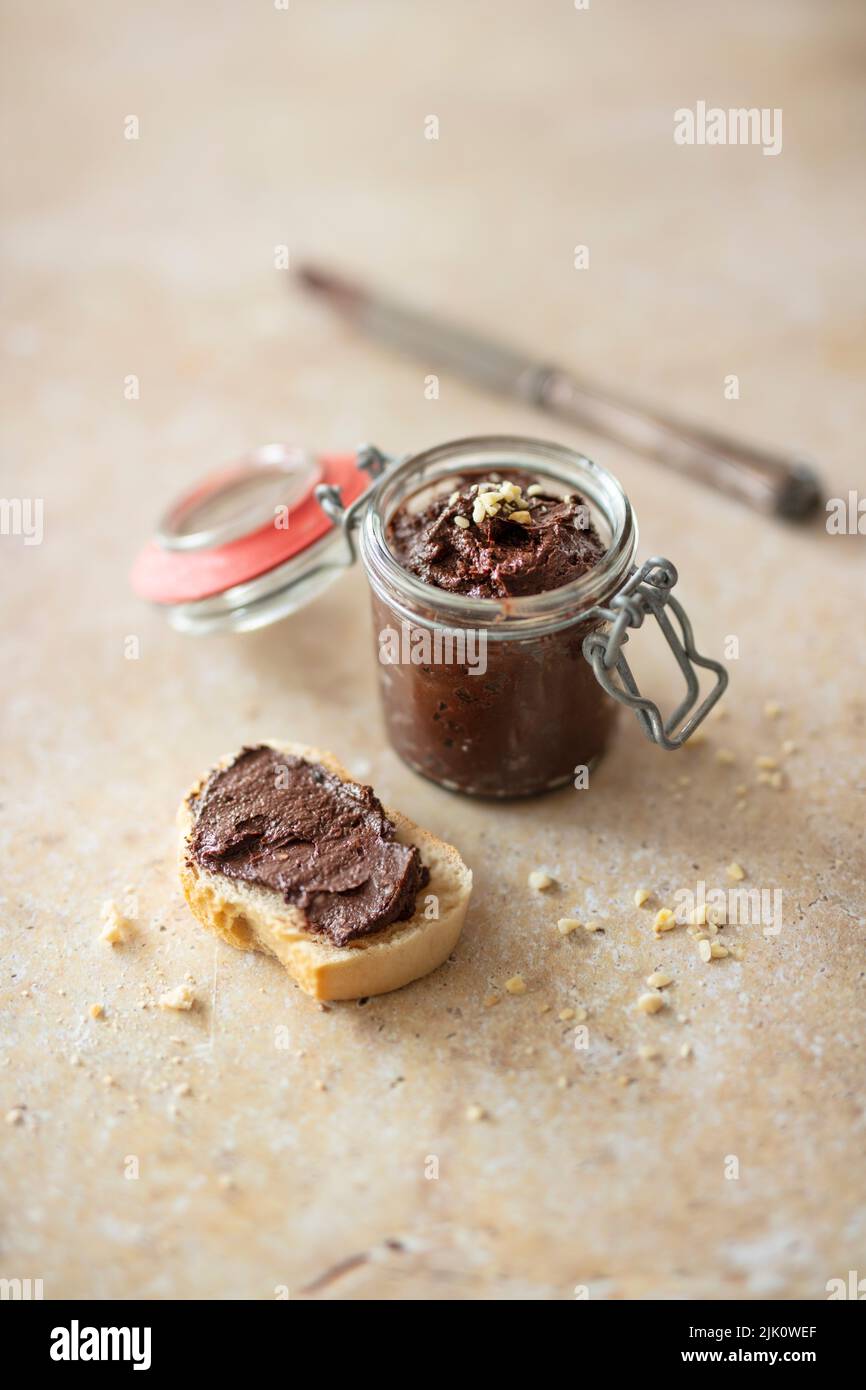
xmin=375 ymin=471 xmax=616 ymax=797
xmin=387 ymin=473 xmax=606 ymax=598
xmin=188 ymin=746 xmax=428 ymax=946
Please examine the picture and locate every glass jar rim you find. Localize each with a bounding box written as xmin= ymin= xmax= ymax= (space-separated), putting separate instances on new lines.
xmin=359 ymin=434 xmax=638 ymax=637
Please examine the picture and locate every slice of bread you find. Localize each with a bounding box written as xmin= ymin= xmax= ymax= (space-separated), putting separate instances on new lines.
xmin=177 ymin=741 xmax=472 ymax=1001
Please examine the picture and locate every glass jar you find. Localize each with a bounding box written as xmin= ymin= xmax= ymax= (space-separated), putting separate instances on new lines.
xmin=359 ymin=436 xmax=638 ymax=797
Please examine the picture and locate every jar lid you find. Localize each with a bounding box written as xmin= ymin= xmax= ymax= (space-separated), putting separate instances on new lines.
xmin=130 ymin=443 xmax=370 ymax=634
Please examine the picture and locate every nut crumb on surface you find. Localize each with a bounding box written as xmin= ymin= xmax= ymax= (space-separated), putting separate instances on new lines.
xmin=558 ymin=1007 xmax=575 ymax=1021
xmin=556 ymin=917 xmax=581 ymax=935
xmin=504 ymin=975 xmax=526 ymax=995
xmin=89 ymin=1003 xmax=104 ymax=1020
xmin=716 ymin=748 xmax=736 ymax=765
xmin=158 ymin=985 xmax=196 ymax=1011
xmin=465 ymin=1103 xmax=485 ymax=1122
xmin=680 ymin=1041 xmax=693 ymax=1059
xmin=653 ymin=908 xmax=676 ymax=933
xmin=99 ymin=899 xmax=131 ymax=945
xmin=638 ymin=1043 xmax=661 ymax=1061
xmin=583 ymin=919 xmax=602 ymax=933
xmin=528 ymin=869 xmax=555 ymax=891
xmin=726 ymin=862 xmax=746 ymax=881
xmin=5 ymin=1107 xmax=26 ymax=1126
xmin=636 ymin=992 xmax=665 ymax=1014
xmin=633 ymin=888 xmax=652 ymax=908
xmin=646 ymin=970 xmax=672 ymax=988
xmin=764 ymin=701 xmax=783 ymax=719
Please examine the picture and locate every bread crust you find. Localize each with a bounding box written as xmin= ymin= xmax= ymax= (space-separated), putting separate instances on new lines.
xmin=177 ymin=741 xmax=472 ymax=1000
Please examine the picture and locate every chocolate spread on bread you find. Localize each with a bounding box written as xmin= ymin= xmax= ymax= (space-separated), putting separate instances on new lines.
xmin=188 ymin=746 xmax=428 ymax=946
xmin=387 ymin=473 xmax=606 ymax=599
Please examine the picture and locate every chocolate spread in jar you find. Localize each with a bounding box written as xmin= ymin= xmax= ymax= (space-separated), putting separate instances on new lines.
xmin=387 ymin=473 xmax=606 ymax=598
xmin=188 ymin=745 xmax=429 ymax=946
xmin=377 ymin=472 xmax=616 ymax=797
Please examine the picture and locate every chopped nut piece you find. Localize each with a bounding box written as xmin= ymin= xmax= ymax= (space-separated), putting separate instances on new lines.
xmin=556 ymin=917 xmax=581 ymax=935
xmin=726 ymin=862 xmax=746 ymax=882
xmin=528 ymin=869 xmax=555 ymax=891
xmin=636 ymin=992 xmax=665 ymax=1014
xmin=472 ymin=498 xmax=487 ymax=525
xmin=5 ymin=1107 xmax=25 ymax=1126
xmin=679 ymin=1042 xmax=693 ymax=1059
xmin=465 ymin=1103 xmax=485 ymax=1122
xmin=99 ymin=899 xmax=131 ymax=945
xmin=526 ymin=484 xmax=544 ymax=497
xmin=633 ymin=888 xmax=652 ymax=908
xmin=509 ymin=510 xmax=532 ymax=524
xmin=453 ymin=515 xmax=470 ymax=529
xmin=716 ymin=748 xmax=736 ymax=766
xmin=645 ymin=971 xmax=672 ymax=989
xmin=89 ymin=1003 xmax=104 ymax=1020
xmin=698 ymin=939 xmax=712 ymax=962
xmin=555 ymin=1075 xmax=568 ymax=1089
xmin=735 ymin=783 xmax=749 ymax=797
xmin=764 ymin=701 xmax=782 ymax=719
xmin=782 ymin=739 xmax=797 ymax=756
xmin=653 ymin=908 xmax=676 ymax=933
xmin=583 ymin=919 xmax=601 ymax=933
xmin=755 ymin=755 xmax=778 ymax=770
xmin=158 ymin=985 xmax=196 ymax=1012
xmin=483 ymin=994 xmax=500 ymax=1008
xmin=638 ymin=1043 xmax=661 ymax=1061
xmin=448 ymin=490 xmax=460 ymax=504
xmin=558 ymin=1007 xmax=575 ymax=1021
xmin=504 ymin=975 xmax=526 ymax=995
xmin=710 ymin=942 xmax=729 ymax=959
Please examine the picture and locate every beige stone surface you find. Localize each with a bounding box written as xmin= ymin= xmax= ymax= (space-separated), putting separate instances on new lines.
xmin=1 ymin=0 xmax=864 ymax=1300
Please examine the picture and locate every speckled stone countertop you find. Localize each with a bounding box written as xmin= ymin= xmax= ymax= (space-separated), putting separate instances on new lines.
xmin=1 ymin=0 xmax=864 ymax=1299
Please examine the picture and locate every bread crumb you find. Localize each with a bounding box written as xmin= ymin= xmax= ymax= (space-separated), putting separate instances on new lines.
xmin=89 ymin=1003 xmax=104 ymax=1020
xmin=556 ymin=917 xmax=581 ymax=935
xmin=726 ymin=862 xmax=746 ymax=882
xmin=528 ymin=869 xmax=555 ymax=892
xmin=465 ymin=1103 xmax=485 ymax=1122
xmin=633 ymin=888 xmax=652 ymax=908
xmin=653 ymin=908 xmax=676 ymax=933
xmin=636 ymin=992 xmax=665 ymax=1014
xmin=646 ymin=971 xmax=672 ymax=989
xmin=504 ymin=975 xmax=526 ymax=995
xmin=158 ymin=985 xmax=195 ymax=1011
